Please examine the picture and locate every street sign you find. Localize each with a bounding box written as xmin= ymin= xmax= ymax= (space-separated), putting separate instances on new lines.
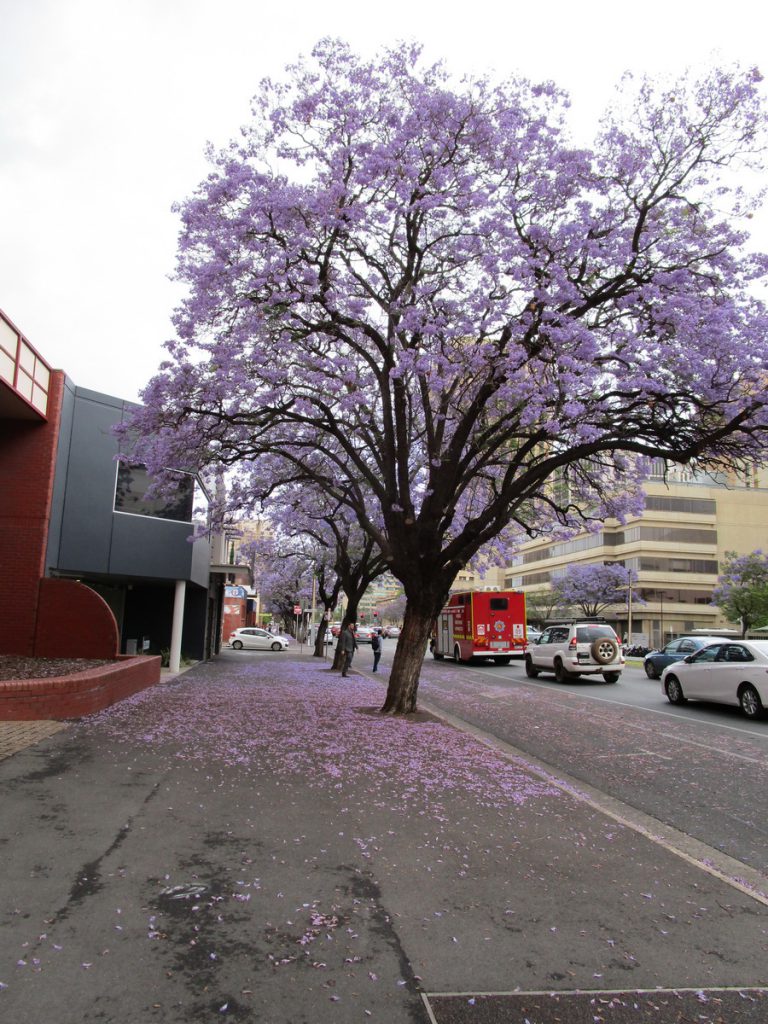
xmin=293 ymin=605 xmax=302 ymax=615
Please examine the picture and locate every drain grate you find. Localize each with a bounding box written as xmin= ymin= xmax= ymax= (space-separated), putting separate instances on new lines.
xmin=423 ymin=987 xmax=768 ymax=1023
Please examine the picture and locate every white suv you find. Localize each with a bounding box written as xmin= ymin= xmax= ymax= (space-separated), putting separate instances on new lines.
xmin=526 ymin=621 xmax=624 ymax=683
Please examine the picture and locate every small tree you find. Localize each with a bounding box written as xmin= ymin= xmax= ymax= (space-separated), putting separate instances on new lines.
xmin=712 ymin=550 xmax=768 ymax=637
xmin=551 ymin=563 xmax=641 ymax=619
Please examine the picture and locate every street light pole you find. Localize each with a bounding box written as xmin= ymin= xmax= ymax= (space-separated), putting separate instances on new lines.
xmin=626 ymin=571 xmax=633 ymax=645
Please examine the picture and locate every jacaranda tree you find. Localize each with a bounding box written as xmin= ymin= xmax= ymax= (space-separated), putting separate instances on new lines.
xmin=712 ymin=550 xmax=768 ymax=636
xmin=128 ymin=40 xmax=768 ymax=713
xmin=551 ymin=563 xmax=643 ymax=619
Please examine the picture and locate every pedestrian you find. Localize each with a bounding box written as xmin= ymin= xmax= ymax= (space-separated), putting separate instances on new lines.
xmin=339 ymin=622 xmax=358 ymax=677
xmin=371 ymin=629 xmax=382 ymax=672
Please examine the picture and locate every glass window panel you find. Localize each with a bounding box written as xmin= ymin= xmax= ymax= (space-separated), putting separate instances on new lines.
xmin=0 ymin=317 xmax=17 ymax=356
xmin=33 ymin=361 xmax=50 ymax=388
xmin=0 ymin=348 xmax=14 ymax=384
xmin=30 ymin=384 xmax=48 ymax=413
xmin=18 ymin=341 xmax=35 ymax=374
xmin=16 ymin=371 xmax=33 ymax=400
xmin=645 ymin=496 xmax=716 ymax=514
xmin=114 ymin=462 xmax=194 ymax=522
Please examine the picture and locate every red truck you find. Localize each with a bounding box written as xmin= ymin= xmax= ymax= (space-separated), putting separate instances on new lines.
xmin=432 ymin=590 xmax=527 ymax=665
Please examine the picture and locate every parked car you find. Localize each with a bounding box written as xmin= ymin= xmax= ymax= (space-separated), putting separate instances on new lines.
xmin=661 ymin=639 xmax=768 ymax=718
xmin=354 ymin=626 xmax=376 ymax=643
xmin=643 ymin=636 xmax=725 ymax=679
xmin=330 ymin=623 xmax=342 ymax=637
xmin=228 ymin=628 xmax=290 ymax=652
xmin=383 ymin=626 xmax=401 ymax=639
xmin=525 ymin=621 xmax=624 ymax=683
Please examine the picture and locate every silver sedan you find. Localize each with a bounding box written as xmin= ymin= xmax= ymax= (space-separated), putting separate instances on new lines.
xmin=661 ymin=639 xmax=768 ymax=719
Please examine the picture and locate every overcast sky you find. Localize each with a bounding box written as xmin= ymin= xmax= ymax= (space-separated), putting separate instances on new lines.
xmin=2 ymin=0 xmax=767 ymax=402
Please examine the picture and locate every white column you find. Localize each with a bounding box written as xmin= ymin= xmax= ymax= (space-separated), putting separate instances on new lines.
xmin=169 ymin=579 xmax=186 ymax=673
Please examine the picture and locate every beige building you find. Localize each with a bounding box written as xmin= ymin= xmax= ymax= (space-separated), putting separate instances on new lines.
xmin=504 ymin=464 xmax=768 ymax=647
xmin=359 ymin=572 xmax=404 ymax=623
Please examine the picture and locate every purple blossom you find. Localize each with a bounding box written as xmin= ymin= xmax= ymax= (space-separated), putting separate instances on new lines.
xmin=123 ymin=42 xmax=768 ymax=713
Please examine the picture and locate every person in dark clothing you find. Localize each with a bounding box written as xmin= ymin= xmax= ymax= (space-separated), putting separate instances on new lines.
xmin=371 ymin=630 xmax=382 ymax=672
xmin=339 ymin=623 xmax=358 ymax=677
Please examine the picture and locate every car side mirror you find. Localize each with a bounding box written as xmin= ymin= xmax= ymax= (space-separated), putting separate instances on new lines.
xmin=682 ymin=655 xmax=694 ymax=663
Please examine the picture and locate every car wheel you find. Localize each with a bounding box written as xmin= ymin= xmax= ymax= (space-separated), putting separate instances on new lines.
xmin=644 ymin=661 xmax=659 ymax=680
xmin=591 ymin=638 xmax=619 ymax=664
xmin=494 ymin=656 xmax=512 ymax=666
xmin=271 ymin=641 xmax=283 ymax=651
xmin=232 ymin=640 xmax=243 ymax=650
xmin=603 ymin=672 xmax=620 ymax=683
xmin=554 ymin=659 xmax=572 ymax=683
xmin=665 ymin=675 xmax=686 ymax=705
xmin=525 ymin=656 xmax=539 ymax=678
xmin=453 ymin=645 xmax=462 ymax=664
xmin=739 ymin=684 xmax=764 ymax=719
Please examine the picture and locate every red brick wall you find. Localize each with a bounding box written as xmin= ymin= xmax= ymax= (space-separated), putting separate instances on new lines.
xmin=0 ymin=655 xmax=161 ymax=720
xmin=34 ymin=578 xmax=120 ymax=658
xmin=0 ymin=372 xmax=65 ymax=656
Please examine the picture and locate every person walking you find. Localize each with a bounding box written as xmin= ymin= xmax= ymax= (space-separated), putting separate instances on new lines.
xmin=371 ymin=629 xmax=382 ymax=672
xmin=339 ymin=622 xmax=358 ymax=677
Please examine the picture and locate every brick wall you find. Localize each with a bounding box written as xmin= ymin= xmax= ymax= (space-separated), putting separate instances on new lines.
xmin=0 ymin=655 xmax=161 ymax=720
xmin=0 ymin=372 xmax=65 ymax=656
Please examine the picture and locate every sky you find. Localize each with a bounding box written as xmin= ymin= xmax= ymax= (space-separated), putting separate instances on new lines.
xmin=1 ymin=0 xmax=767 ymax=403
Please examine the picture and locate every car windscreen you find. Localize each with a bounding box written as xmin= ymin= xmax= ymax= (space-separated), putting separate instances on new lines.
xmin=575 ymin=626 xmax=615 ymax=642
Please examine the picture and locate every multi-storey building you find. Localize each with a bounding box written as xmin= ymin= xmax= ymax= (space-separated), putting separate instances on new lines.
xmin=505 ymin=463 xmax=768 ymax=647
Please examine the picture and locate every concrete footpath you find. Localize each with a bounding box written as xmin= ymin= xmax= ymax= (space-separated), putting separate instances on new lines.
xmin=1 ymin=652 xmax=766 ymax=1024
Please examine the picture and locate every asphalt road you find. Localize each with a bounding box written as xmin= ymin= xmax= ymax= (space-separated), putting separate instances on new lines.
xmin=412 ymin=655 xmax=768 ymax=884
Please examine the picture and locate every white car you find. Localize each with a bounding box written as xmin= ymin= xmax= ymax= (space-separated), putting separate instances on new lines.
xmin=661 ymin=639 xmax=768 ymax=718
xmin=525 ymin=621 xmax=624 ymax=683
xmin=228 ymin=628 xmax=290 ymax=652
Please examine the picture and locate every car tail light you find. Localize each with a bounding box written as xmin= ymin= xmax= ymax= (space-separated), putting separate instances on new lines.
xmin=569 ymin=637 xmax=577 ymax=650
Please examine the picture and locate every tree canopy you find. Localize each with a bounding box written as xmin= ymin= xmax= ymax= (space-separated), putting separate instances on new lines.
xmin=551 ymin=563 xmax=642 ymax=619
xmin=126 ymin=40 xmax=768 ymax=712
xmin=711 ymin=550 xmax=768 ymax=636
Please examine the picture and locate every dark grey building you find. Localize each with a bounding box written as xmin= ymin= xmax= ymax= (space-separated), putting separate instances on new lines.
xmin=46 ymin=379 xmax=216 ymax=663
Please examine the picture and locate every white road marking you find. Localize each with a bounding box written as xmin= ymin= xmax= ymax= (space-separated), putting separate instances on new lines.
xmin=419 ymin=697 xmax=768 ymax=909
xmin=463 ymin=666 xmax=768 ymax=749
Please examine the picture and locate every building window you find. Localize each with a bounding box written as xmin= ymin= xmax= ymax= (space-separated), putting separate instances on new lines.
xmin=115 ymin=463 xmax=195 ymax=522
xmin=644 ymin=496 xmax=716 ymax=515
xmin=629 ymin=557 xmax=719 ymax=574
xmin=622 ymin=526 xmax=717 ymax=545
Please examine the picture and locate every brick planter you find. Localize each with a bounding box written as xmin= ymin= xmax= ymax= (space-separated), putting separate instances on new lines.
xmin=0 ymin=655 xmax=161 ymax=720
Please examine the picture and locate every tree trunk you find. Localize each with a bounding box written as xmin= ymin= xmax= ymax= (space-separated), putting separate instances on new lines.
xmin=380 ymin=602 xmax=435 ymax=714
xmin=313 ymin=627 xmax=325 ymax=658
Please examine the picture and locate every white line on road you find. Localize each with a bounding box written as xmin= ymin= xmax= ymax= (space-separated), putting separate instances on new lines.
xmin=466 ymin=667 xmax=768 ymax=751
xmin=419 ymin=697 xmax=768 ymax=909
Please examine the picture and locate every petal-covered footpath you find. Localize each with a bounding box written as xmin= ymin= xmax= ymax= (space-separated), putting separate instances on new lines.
xmin=0 ymin=653 xmax=766 ymax=1023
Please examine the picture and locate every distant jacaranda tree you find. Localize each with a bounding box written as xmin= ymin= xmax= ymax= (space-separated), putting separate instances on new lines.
xmin=551 ymin=563 xmax=643 ymax=619
xmin=712 ymin=550 xmax=768 ymax=637
xmin=126 ymin=40 xmax=768 ymax=713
